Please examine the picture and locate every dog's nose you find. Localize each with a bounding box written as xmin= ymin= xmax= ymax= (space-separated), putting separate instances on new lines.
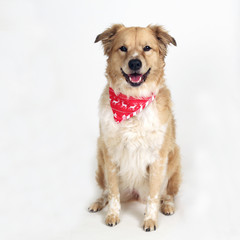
xmin=128 ymin=59 xmax=142 ymax=71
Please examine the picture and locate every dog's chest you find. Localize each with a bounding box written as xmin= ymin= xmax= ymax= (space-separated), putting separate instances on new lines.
xmin=100 ymin=100 xmax=167 ymax=187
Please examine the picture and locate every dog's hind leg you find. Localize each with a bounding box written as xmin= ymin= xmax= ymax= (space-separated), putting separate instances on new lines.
xmin=160 ymin=194 xmax=175 ymax=215
xmin=161 ymin=146 xmax=181 ymax=215
xmin=88 ymin=190 xmax=108 ymax=212
xmin=88 ymin=138 xmax=108 ymax=212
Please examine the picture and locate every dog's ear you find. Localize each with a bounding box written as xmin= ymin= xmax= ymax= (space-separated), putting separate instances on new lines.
xmin=148 ymin=25 xmax=176 ymax=57
xmin=95 ymin=24 xmax=125 ymax=56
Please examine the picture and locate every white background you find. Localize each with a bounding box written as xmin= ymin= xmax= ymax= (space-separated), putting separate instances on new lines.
xmin=0 ymin=0 xmax=240 ymax=239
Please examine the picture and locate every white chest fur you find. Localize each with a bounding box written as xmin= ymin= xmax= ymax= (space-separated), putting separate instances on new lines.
xmin=99 ymin=91 xmax=167 ymax=195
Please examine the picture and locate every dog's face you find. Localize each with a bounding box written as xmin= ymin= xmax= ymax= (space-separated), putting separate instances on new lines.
xmin=95 ymin=25 xmax=176 ymax=97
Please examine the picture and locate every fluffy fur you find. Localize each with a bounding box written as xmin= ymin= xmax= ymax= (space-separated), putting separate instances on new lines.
xmin=88 ymin=24 xmax=181 ymax=232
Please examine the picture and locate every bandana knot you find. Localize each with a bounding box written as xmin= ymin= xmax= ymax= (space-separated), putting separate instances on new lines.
xmin=109 ymin=87 xmax=155 ymax=123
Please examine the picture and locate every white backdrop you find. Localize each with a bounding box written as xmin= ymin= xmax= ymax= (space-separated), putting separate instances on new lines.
xmin=0 ymin=0 xmax=240 ymax=239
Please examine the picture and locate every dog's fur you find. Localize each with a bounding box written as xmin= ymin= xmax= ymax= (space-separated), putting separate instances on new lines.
xmin=88 ymin=24 xmax=181 ymax=232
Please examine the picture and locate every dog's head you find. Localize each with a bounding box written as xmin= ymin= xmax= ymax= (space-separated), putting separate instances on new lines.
xmin=95 ymin=24 xmax=176 ymax=97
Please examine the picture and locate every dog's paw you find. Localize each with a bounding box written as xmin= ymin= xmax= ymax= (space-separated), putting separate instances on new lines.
xmin=105 ymin=214 xmax=120 ymax=227
xmin=161 ymin=203 xmax=175 ymax=216
xmin=88 ymin=202 xmax=103 ymax=213
xmin=143 ymin=219 xmax=157 ymax=232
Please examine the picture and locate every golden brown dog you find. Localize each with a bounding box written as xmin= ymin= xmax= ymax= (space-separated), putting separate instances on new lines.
xmin=88 ymin=24 xmax=181 ymax=232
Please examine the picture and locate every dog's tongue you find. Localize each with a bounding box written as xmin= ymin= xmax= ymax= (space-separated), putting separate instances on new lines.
xmin=129 ymin=74 xmax=142 ymax=83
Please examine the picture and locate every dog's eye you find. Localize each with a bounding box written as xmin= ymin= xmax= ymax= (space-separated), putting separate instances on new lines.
xmin=143 ymin=46 xmax=151 ymax=51
xmin=119 ymin=46 xmax=128 ymax=52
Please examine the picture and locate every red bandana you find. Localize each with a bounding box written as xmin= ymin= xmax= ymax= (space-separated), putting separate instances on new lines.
xmin=109 ymin=87 xmax=156 ymax=123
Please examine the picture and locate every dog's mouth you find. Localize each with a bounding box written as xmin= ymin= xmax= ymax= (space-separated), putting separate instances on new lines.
xmin=121 ymin=68 xmax=151 ymax=87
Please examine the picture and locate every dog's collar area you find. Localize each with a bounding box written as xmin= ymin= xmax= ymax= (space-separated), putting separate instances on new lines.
xmin=121 ymin=68 xmax=151 ymax=87
xmin=109 ymin=87 xmax=155 ymax=123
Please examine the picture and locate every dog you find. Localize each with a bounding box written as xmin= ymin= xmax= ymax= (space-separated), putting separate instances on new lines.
xmin=88 ymin=24 xmax=181 ymax=232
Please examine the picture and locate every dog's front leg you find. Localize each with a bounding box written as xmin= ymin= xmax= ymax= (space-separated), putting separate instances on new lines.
xmin=143 ymin=157 xmax=168 ymax=231
xmin=105 ymin=154 xmax=120 ymax=227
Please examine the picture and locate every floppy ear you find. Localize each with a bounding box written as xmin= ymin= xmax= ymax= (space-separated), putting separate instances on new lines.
xmin=95 ymin=24 xmax=125 ymax=56
xmin=148 ymin=25 xmax=176 ymax=57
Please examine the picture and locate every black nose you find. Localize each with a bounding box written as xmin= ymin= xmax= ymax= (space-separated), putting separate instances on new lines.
xmin=128 ymin=59 xmax=142 ymax=71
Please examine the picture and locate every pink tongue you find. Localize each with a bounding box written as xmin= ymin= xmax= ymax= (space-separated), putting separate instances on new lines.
xmin=129 ymin=74 xmax=142 ymax=83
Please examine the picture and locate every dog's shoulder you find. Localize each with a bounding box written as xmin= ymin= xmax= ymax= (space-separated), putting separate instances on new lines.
xmin=154 ymin=85 xmax=173 ymax=124
xmin=99 ymin=85 xmax=110 ymax=108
